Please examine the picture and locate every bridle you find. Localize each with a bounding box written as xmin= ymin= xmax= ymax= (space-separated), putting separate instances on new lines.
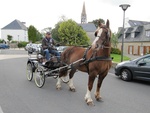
xmin=95 ymin=26 xmax=111 ymax=49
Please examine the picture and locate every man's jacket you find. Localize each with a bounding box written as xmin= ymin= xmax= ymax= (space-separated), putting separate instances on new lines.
xmin=42 ymin=37 xmax=55 ymax=50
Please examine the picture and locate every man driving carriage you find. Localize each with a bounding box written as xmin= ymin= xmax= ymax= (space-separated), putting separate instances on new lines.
xmin=42 ymin=32 xmax=60 ymax=62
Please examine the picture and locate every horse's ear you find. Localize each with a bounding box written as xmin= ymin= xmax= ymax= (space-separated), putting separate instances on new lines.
xmin=106 ymin=19 xmax=110 ymax=28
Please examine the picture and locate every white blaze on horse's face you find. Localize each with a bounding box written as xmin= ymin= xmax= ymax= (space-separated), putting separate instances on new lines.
xmin=92 ymin=28 xmax=103 ymax=49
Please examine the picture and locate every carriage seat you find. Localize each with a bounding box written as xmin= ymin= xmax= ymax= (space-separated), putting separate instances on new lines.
xmin=37 ymin=45 xmax=58 ymax=61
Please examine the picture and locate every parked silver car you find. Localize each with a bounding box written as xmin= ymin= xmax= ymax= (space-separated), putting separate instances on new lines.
xmin=56 ymin=46 xmax=68 ymax=53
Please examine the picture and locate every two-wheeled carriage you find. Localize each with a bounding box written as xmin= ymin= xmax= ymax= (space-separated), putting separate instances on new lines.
xmin=26 ymin=46 xmax=81 ymax=88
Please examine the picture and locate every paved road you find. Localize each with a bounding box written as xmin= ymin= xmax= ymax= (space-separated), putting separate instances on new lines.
xmin=0 ymin=56 xmax=150 ymax=113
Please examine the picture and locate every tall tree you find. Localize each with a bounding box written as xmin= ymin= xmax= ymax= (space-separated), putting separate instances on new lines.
xmin=36 ymin=31 xmax=43 ymax=42
xmin=89 ymin=18 xmax=105 ymax=28
xmin=51 ymin=15 xmax=67 ymax=43
xmin=58 ymin=19 xmax=90 ymax=46
xmin=41 ymin=27 xmax=52 ymax=34
xmin=28 ymin=25 xmax=42 ymax=43
xmin=111 ymin=32 xmax=119 ymax=48
xmin=28 ymin=25 xmax=37 ymax=43
xmin=51 ymin=21 xmax=62 ymax=42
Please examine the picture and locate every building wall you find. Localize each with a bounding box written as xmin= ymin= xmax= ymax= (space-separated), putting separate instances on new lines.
xmin=1 ymin=29 xmax=28 ymax=42
xmin=86 ymin=32 xmax=95 ymax=44
xmin=118 ymin=42 xmax=150 ymax=55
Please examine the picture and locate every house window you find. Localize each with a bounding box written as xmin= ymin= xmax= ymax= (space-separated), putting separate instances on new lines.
xmin=131 ymin=32 xmax=135 ymax=38
xmin=146 ymin=30 xmax=150 ymax=37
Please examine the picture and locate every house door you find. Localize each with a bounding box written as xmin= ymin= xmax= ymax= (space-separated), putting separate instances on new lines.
xmin=128 ymin=45 xmax=133 ymax=55
xmin=146 ymin=46 xmax=150 ymax=54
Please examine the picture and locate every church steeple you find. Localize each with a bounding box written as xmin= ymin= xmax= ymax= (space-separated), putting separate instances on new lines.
xmin=81 ymin=1 xmax=87 ymax=24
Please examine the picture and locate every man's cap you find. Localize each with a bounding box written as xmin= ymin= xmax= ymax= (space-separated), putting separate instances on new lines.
xmin=46 ymin=32 xmax=51 ymax=35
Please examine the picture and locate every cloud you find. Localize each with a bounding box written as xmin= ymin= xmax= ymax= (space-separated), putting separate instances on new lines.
xmin=99 ymin=0 xmax=133 ymax=6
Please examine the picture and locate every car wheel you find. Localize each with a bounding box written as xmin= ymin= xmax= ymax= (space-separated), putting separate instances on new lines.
xmin=121 ymin=69 xmax=132 ymax=81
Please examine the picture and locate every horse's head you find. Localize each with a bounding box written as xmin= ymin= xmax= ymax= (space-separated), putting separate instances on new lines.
xmin=92 ymin=19 xmax=111 ymax=50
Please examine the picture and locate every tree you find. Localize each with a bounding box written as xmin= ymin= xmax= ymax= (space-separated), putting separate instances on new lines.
xmin=41 ymin=27 xmax=52 ymax=34
xmin=51 ymin=21 xmax=62 ymax=42
xmin=89 ymin=18 xmax=105 ymax=28
xmin=28 ymin=25 xmax=37 ymax=43
xmin=58 ymin=19 xmax=90 ymax=46
xmin=0 ymin=39 xmax=5 ymax=43
xmin=51 ymin=15 xmax=67 ymax=43
xmin=36 ymin=31 xmax=43 ymax=42
xmin=111 ymin=32 xmax=119 ymax=48
xmin=28 ymin=25 xmax=42 ymax=43
xmin=7 ymin=35 xmax=13 ymax=42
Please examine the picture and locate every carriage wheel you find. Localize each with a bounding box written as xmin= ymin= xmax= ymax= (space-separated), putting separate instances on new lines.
xmin=61 ymin=75 xmax=69 ymax=83
xmin=26 ymin=63 xmax=33 ymax=81
xmin=34 ymin=66 xmax=45 ymax=88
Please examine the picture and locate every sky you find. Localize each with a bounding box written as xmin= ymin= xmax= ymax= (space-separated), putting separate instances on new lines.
xmin=0 ymin=0 xmax=150 ymax=35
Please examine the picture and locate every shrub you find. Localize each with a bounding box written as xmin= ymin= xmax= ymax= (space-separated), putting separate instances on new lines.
xmin=111 ymin=47 xmax=121 ymax=55
xmin=11 ymin=41 xmax=18 ymax=43
xmin=18 ymin=41 xmax=28 ymax=48
xmin=0 ymin=39 xmax=5 ymax=43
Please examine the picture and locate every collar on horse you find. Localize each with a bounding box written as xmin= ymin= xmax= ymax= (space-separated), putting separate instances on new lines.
xmin=81 ymin=46 xmax=112 ymax=73
xmin=82 ymin=46 xmax=112 ymax=64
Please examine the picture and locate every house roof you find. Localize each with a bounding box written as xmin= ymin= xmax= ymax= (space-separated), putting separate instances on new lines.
xmin=118 ymin=25 xmax=148 ymax=42
xmin=79 ymin=23 xmax=96 ymax=32
xmin=128 ymin=20 xmax=150 ymax=27
xmin=1 ymin=19 xmax=27 ymax=30
xmin=118 ymin=19 xmax=150 ymax=43
xmin=125 ymin=27 xmax=133 ymax=33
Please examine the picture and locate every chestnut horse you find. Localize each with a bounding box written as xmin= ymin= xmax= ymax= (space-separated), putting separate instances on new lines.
xmin=56 ymin=20 xmax=112 ymax=105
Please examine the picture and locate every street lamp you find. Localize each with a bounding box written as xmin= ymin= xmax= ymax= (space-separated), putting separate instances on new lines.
xmin=119 ymin=4 xmax=130 ymax=62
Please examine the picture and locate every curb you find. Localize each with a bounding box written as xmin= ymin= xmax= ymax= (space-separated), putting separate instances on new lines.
xmin=112 ymin=62 xmax=117 ymax=68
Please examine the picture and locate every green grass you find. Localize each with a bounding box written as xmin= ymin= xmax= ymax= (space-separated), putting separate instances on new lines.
xmin=111 ymin=54 xmax=130 ymax=63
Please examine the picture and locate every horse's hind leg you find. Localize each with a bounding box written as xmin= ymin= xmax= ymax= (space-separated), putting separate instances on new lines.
xmin=85 ymin=74 xmax=96 ymax=105
xmin=68 ymin=69 xmax=76 ymax=92
xmin=95 ymin=72 xmax=107 ymax=101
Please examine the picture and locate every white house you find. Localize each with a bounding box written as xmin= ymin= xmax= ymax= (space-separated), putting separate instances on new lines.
xmin=1 ymin=19 xmax=28 ymax=42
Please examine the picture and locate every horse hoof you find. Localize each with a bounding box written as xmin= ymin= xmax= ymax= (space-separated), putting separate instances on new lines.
xmin=69 ymin=88 xmax=76 ymax=92
xmin=95 ymin=95 xmax=102 ymax=101
xmin=56 ymin=85 xmax=61 ymax=90
xmin=87 ymin=101 xmax=95 ymax=106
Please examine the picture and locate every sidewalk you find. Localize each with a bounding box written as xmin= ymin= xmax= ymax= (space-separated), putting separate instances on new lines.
xmin=0 ymin=54 xmax=28 ymax=60
xmin=124 ymin=54 xmax=141 ymax=60
xmin=0 ymin=48 xmax=28 ymax=60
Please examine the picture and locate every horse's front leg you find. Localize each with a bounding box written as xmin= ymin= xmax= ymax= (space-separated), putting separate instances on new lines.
xmin=56 ymin=77 xmax=62 ymax=90
xmin=95 ymin=72 xmax=107 ymax=101
xmin=68 ymin=69 xmax=76 ymax=92
xmin=85 ymin=75 xmax=96 ymax=106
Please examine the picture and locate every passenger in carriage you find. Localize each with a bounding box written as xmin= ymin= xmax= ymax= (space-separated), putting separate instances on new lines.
xmin=42 ymin=32 xmax=60 ymax=62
